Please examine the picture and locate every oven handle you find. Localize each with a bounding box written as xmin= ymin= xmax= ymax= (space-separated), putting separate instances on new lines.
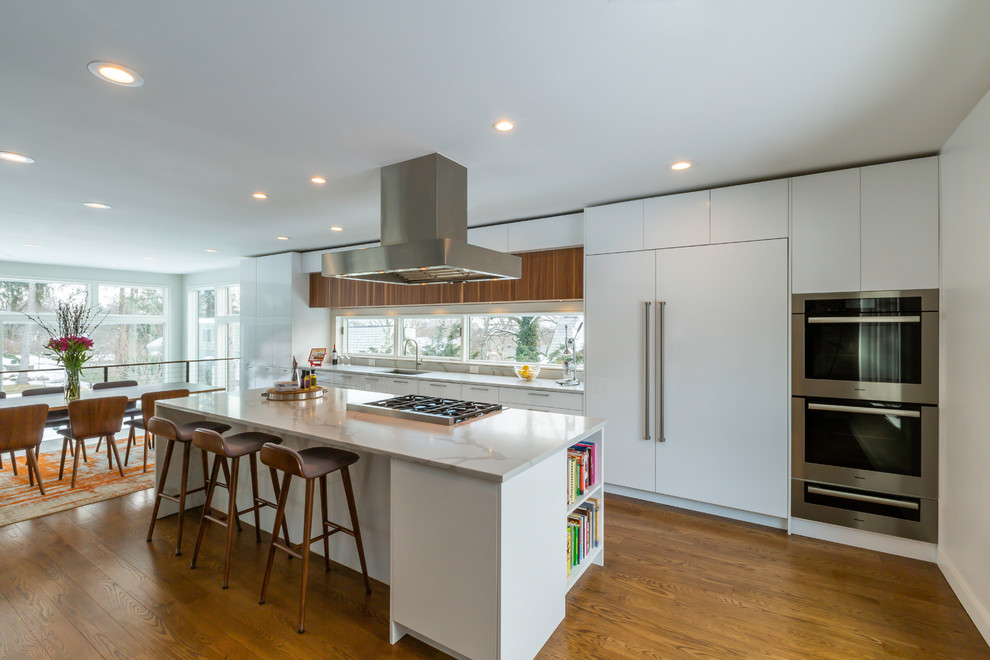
xmin=807 ymin=316 xmax=921 ymax=324
xmin=807 ymin=485 xmax=920 ymax=510
xmin=644 ymin=301 xmax=652 ymax=441
xmin=808 ymin=402 xmax=921 ymax=418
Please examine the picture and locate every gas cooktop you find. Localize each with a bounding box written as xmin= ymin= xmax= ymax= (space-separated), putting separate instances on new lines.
xmin=347 ymin=394 xmax=504 ymax=426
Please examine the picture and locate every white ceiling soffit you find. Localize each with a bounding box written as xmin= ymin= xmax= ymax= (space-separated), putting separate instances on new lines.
xmin=2 ymin=1 xmax=990 ymax=273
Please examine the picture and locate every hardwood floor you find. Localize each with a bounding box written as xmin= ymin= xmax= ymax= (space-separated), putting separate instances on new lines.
xmin=0 ymin=490 xmax=985 ymax=659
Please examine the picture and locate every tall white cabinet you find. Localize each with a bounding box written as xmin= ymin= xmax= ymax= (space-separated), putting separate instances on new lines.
xmin=240 ymin=252 xmax=330 ymax=390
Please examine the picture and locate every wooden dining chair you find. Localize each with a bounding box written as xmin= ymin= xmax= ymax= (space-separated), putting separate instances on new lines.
xmin=0 ymin=391 xmax=13 ymax=472
xmin=93 ymin=380 xmax=140 ymax=451
xmin=21 ymin=386 xmax=71 ymax=433
xmin=0 ymin=403 xmax=49 ymax=494
xmin=125 ymin=388 xmax=190 ymax=472
xmin=57 ymin=396 xmax=128 ymax=488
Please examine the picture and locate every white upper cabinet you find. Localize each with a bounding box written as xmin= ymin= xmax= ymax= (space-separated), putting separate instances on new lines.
xmin=791 ymin=168 xmax=861 ymax=293
xmin=860 ymin=157 xmax=939 ymax=291
xmin=710 ymin=179 xmax=788 ymax=243
xmin=506 ymin=213 xmax=583 ymax=252
xmin=584 ymin=199 xmax=644 ymax=254
xmin=467 ymin=225 xmax=509 ymax=252
xmin=643 ymin=190 xmax=710 ymax=249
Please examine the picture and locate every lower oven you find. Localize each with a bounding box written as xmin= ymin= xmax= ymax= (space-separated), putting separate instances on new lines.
xmin=791 ymin=480 xmax=937 ymax=543
xmin=792 ymin=396 xmax=938 ymax=499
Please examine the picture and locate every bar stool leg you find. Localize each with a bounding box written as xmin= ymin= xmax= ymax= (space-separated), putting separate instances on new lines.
xmin=298 ymin=478 xmax=315 ymax=633
xmin=341 ymin=466 xmax=372 ymax=594
xmin=174 ymin=442 xmax=193 ymax=556
xmin=249 ymin=454 xmax=262 ymax=543
xmin=190 ymin=456 xmax=223 ymax=569
xmin=147 ymin=439 xmax=176 ymax=542
xmin=260 ymin=473 xmax=292 ymax=605
xmin=222 ymin=456 xmax=241 ymax=589
xmin=270 ymin=466 xmax=292 ymax=550
xmin=218 ymin=457 xmax=242 ymax=532
xmin=319 ymin=475 xmax=331 ymax=571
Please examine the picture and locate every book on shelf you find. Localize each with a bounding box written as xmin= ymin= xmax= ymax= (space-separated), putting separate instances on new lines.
xmin=566 ymin=498 xmax=600 ymax=571
xmin=566 ymin=440 xmax=597 ymax=505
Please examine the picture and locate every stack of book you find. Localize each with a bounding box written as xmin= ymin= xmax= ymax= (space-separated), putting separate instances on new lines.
xmin=567 ymin=498 xmax=600 ymax=574
xmin=567 ymin=440 xmax=597 ymax=504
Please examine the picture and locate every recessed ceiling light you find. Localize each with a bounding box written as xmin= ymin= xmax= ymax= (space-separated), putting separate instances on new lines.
xmin=493 ymin=120 xmax=515 ymax=132
xmin=144 ymin=257 xmax=155 ymax=261
xmin=311 ymin=176 xmax=326 ymax=184
xmin=205 ymin=249 xmax=218 ymax=253
xmin=0 ymin=151 xmax=34 ymax=164
xmin=88 ymin=61 xmax=144 ymax=87
xmin=329 ymin=226 xmax=343 ymax=232
xmin=670 ymin=161 xmax=693 ymax=171
xmin=253 ymin=192 xmax=268 ymax=199
xmin=83 ymin=202 xmax=111 ymax=209
xmin=23 ymin=244 xmax=40 ymax=248
xmin=276 ymin=236 xmax=290 ymax=241
xmin=0 ymin=255 xmax=10 ymax=259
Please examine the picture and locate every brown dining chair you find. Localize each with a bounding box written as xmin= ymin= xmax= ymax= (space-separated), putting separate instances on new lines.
xmin=57 ymin=396 xmax=128 ymax=488
xmin=124 ymin=389 xmax=190 ymax=472
xmin=93 ymin=380 xmax=140 ymax=451
xmin=0 ymin=403 xmax=49 ymax=494
xmin=0 ymin=391 xmax=14 ymax=472
xmin=21 ymin=386 xmax=71 ymax=434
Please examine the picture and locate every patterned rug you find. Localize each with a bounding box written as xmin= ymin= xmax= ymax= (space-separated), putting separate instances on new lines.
xmin=0 ymin=436 xmax=155 ymax=527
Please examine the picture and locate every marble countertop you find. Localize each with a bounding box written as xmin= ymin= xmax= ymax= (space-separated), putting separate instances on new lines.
xmin=313 ymin=364 xmax=585 ymax=393
xmin=157 ymin=387 xmax=605 ymax=483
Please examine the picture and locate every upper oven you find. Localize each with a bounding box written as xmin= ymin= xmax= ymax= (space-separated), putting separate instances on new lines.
xmin=793 ymin=290 xmax=939 ymax=404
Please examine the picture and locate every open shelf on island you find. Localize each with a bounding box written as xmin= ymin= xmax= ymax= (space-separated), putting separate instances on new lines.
xmin=566 ymin=543 xmax=604 ymax=593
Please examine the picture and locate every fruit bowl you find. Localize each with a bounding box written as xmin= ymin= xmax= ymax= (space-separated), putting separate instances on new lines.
xmin=514 ymin=364 xmax=541 ymax=381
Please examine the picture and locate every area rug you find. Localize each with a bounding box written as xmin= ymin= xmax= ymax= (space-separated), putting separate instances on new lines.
xmin=0 ymin=437 xmax=155 ymax=527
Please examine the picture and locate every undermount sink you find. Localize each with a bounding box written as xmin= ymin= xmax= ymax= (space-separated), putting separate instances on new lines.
xmin=377 ymin=368 xmax=432 ymax=376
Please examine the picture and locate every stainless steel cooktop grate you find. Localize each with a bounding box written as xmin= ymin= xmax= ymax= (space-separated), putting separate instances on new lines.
xmin=347 ymin=394 xmax=503 ymax=425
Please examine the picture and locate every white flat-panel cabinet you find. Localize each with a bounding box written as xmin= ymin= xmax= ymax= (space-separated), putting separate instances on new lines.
xmin=791 ymin=168 xmax=861 ymax=293
xmin=711 ymin=179 xmax=789 ymax=243
xmin=462 ymin=385 xmax=500 ymax=404
xmin=655 ymin=240 xmax=788 ymax=517
xmin=385 ymin=378 xmax=420 ymax=396
xmin=860 ymin=157 xmax=939 ymax=291
xmin=584 ymin=250 xmax=656 ymax=491
xmin=421 ymin=381 xmax=462 ymax=399
xmin=643 ymin=190 xmax=710 ymax=249
xmin=584 ymin=200 xmax=644 ymax=255
xmin=467 ymin=225 xmax=509 ymax=252
xmin=507 ymin=213 xmax=583 ymax=252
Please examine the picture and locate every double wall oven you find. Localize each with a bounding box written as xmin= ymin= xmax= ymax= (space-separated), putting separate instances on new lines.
xmin=791 ymin=290 xmax=939 ymax=543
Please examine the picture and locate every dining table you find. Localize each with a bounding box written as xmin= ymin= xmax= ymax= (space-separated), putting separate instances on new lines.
xmin=0 ymin=381 xmax=224 ymax=411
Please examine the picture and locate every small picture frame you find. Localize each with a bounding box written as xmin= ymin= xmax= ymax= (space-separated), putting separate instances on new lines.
xmin=308 ymin=347 xmax=327 ymax=366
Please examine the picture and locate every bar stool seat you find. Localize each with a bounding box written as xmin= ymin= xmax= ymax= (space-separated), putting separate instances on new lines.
xmin=259 ymin=443 xmax=371 ymax=633
xmin=145 ymin=416 xmax=232 ymax=556
xmin=124 ymin=388 xmax=191 ymax=473
xmin=189 ymin=429 xmax=293 ymax=589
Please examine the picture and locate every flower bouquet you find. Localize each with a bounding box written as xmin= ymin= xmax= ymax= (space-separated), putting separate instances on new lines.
xmin=25 ymin=302 xmax=104 ymax=400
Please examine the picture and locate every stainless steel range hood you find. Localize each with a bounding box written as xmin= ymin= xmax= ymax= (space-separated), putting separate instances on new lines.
xmin=322 ymin=153 xmax=522 ymax=285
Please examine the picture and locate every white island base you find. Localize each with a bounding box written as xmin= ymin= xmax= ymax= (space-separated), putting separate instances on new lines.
xmin=155 ymin=388 xmax=605 ymax=660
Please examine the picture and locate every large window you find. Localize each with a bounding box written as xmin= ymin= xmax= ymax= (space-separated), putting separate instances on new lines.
xmin=342 ymin=311 xmax=583 ymax=367
xmin=0 ymin=277 xmax=170 ymax=393
xmin=190 ymin=284 xmax=239 ymax=387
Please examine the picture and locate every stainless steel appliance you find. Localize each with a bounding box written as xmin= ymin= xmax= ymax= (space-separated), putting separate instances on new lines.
xmin=347 ymin=394 xmax=503 ymax=425
xmin=322 ymin=153 xmax=522 ymax=285
xmin=792 ymin=397 xmax=938 ymax=498
xmin=793 ymin=289 xmax=938 ymax=404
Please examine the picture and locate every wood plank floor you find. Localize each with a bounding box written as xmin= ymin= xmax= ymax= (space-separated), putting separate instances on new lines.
xmin=0 ymin=490 xmax=985 ymax=659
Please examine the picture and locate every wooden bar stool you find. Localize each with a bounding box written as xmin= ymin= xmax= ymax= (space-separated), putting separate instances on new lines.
xmin=259 ymin=443 xmax=371 ymax=633
xmin=124 ymin=389 xmax=191 ymax=472
xmin=0 ymin=403 xmax=49 ymax=494
xmin=145 ymin=416 xmax=232 ymax=556
xmin=189 ymin=428 xmax=293 ymax=589
xmin=57 ymin=396 xmax=128 ymax=488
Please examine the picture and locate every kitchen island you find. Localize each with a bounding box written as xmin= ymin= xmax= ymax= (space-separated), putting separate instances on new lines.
xmin=155 ymin=386 xmax=605 ymax=660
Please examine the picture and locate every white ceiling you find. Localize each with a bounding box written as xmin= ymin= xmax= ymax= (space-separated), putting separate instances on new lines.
xmin=2 ymin=0 xmax=990 ymax=274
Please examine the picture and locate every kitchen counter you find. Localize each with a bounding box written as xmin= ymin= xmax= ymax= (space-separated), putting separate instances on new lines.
xmin=313 ymin=363 xmax=584 ymax=393
xmin=154 ymin=387 xmax=606 ymax=660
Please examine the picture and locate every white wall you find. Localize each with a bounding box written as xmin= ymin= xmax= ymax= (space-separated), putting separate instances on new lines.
xmin=938 ymin=86 xmax=990 ymax=644
xmin=0 ymin=260 xmax=184 ymax=360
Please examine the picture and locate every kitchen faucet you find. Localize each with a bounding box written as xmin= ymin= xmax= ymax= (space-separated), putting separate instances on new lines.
xmin=404 ymin=338 xmax=421 ymax=369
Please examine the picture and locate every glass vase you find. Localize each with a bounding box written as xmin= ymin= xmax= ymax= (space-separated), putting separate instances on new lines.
xmin=64 ymin=366 xmax=81 ymax=401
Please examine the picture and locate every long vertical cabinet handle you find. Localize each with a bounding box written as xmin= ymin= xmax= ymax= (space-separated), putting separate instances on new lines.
xmin=656 ymin=301 xmax=666 ymax=442
xmin=644 ymin=301 xmax=653 ymax=440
